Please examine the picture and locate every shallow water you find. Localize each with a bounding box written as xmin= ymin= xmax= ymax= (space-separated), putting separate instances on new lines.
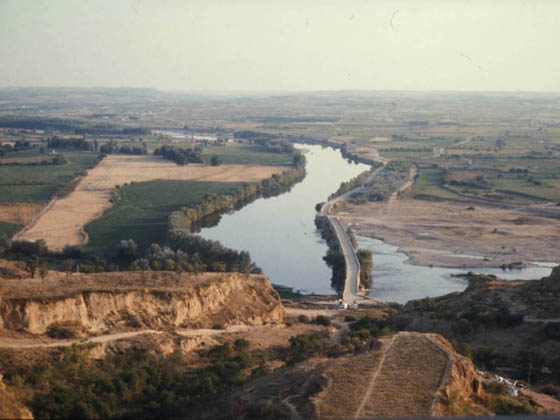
xmin=356 ymin=235 xmax=555 ymax=304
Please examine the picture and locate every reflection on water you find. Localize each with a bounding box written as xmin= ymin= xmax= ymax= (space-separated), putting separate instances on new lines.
xmin=199 ymin=144 xmax=369 ymax=295
xmin=356 ymin=235 xmax=555 ymax=304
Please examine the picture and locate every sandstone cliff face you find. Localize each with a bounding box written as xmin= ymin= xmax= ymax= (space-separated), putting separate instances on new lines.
xmin=0 ymin=274 xmax=284 ymax=335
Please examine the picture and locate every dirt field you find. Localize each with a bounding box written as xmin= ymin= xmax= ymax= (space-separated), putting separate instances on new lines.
xmin=341 ymin=197 xmax=560 ymax=268
xmin=15 ymin=154 xmax=283 ymax=250
xmin=0 ymin=203 xmax=43 ymax=225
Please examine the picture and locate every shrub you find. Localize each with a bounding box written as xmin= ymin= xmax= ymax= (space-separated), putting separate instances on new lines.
xmin=541 ymin=322 xmax=560 ymax=340
xmin=492 ymin=397 xmax=536 ymax=415
xmin=314 ymin=315 xmax=331 ymax=327
xmin=485 ymin=381 xmax=507 ymax=394
xmin=538 ymin=384 xmax=560 ymax=397
xmin=344 ymin=315 xmax=356 ymax=323
xmin=297 ymin=315 xmax=310 ymax=324
xmin=234 ymin=338 xmax=250 ymax=352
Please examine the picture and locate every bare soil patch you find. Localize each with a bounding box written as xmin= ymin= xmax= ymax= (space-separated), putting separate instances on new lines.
xmin=16 ymin=154 xmax=283 ymax=250
xmin=341 ymin=197 xmax=560 ymax=268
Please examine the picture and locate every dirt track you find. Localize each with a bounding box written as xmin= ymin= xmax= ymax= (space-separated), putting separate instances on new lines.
xmin=15 ymin=155 xmax=282 ymax=250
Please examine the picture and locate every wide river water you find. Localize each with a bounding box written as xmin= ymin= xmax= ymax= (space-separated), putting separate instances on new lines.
xmin=200 ymin=144 xmax=556 ymax=302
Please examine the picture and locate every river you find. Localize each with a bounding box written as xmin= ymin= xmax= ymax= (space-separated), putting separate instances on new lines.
xmin=199 ymin=144 xmax=556 ymax=301
xmin=199 ymin=144 xmax=369 ymax=295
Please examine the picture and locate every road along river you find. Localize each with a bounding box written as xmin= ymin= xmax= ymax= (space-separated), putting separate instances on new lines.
xmin=199 ymin=144 xmax=556 ymax=301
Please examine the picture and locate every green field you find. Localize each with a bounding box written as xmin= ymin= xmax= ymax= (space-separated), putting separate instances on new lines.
xmin=0 ymin=150 xmax=100 ymax=203
xmin=84 ymin=180 xmax=246 ymax=255
xmin=0 ymin=221 xmax=22 ymax=238
xmin=200 ymin=144 xmax=293 ymax=166
xmin=410 ymin=167 xmax=461 ymax=200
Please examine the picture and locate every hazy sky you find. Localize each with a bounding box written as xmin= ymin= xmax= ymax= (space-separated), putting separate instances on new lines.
xmin=1 ymin=0 xmax=558 ymax=92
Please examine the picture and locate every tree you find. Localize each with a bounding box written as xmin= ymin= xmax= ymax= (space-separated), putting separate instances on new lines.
xmin=63 ymin=259 xmax=74 ymax=277
xmin=117 ymin=239 xmax=137 ymax=260
xmin=174 ymin=264 xmax=183 ymax=286
xmin=357 ymin=249 xmax=373 ymax=289
xmin=38 ymin=264 xmax=49 ymax=284
xmin=210 ymin=155 xmax=221 ymax=166
xmin=517 ymin=349 xmax=545 ymax=384
xmin=25 ymin=258 xmax=39 ymax=278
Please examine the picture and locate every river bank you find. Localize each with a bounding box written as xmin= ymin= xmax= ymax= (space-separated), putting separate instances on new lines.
xmin=340 ymin=196 xmax=560 ymax=270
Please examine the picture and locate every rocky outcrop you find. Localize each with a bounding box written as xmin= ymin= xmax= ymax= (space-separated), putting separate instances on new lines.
xmin=429 ymin=334 xmax=489 ymax=417
xmin=0 ymin=374 xmax=33 ymax=419
xmin=0 ymin=274 xmax=284 ymax=335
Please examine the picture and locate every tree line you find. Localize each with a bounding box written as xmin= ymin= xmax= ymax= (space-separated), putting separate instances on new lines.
xmin=99 ymin=140 xmax=147 ymax=155
xmin=0 ymin=116 xmax=151 ymax=136
xmin=153 ymin=145 xmax=203 ymax=165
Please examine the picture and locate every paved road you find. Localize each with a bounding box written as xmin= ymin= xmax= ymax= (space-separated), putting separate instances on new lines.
xmin=319 ymin=164 xmax=386 ymax=304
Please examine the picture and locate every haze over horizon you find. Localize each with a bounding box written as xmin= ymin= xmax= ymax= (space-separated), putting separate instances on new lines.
xmin=1 ymin=0 xmax=559 ymax=93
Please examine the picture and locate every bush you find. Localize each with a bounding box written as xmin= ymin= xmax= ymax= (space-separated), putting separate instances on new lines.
xmin=538 ymin=384 xmax=560 ymax=397
xmin=10 ymin=239 xmax=48 ymax=256
xmin=344 ymin=315 xmax=356 ymax=323
xmin=450 ymin=340 xmax=473 ymax=359
xmin=492 ymin=397 xmax=536 ymax=415
xmin=313 ymin=315 xmax=331 ymax=327
xmin=286 ymin=333 xmax=328 ymax=364
xmin=485 ymin=381 xmax=507 ymax=394
xmin=297 ymin=315 xmax=310 ymax=324
xmin=541 ymin=322 xmax=560 ymax=340
xmin=234 ymin=338 xmax=250 ymax=352
xmin=62 ymin=245 xmax=83 ymax=259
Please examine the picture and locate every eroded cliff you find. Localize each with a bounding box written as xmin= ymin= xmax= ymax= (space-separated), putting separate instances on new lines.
xmin=0 ymin=272 xmax=284 ymax=335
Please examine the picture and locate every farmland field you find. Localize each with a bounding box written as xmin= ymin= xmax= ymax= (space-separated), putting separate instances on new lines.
xmin=0 ymin=221 xmax=22 ymax=238
xmin=84 ymin=180 xmax=245 ymax=255
xmin=0 ymin=150 xmax=100 ymax=203
xmin=15 ymin=154 xmax=283 ymax=251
